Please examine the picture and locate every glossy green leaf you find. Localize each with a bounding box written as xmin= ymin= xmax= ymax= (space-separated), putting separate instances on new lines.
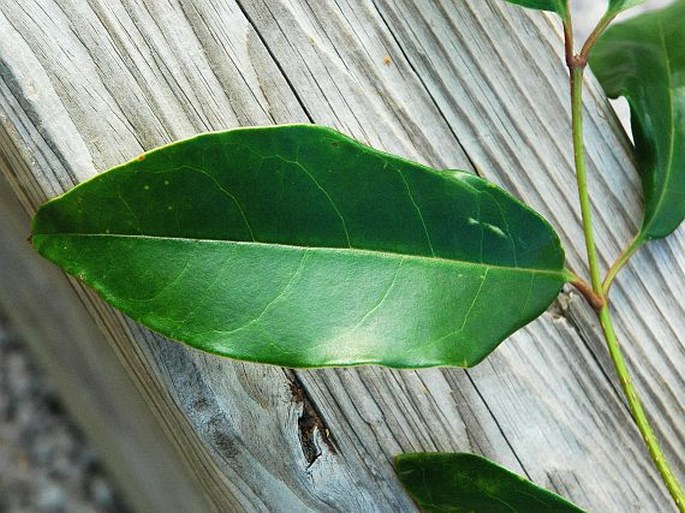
xmin=500 ymin=0 xmax=569 ymax=20
xmin=607 ymin=0 xmax=645 ymax=16
xmin=396 ymin=453 xmax=587 ymax=513
xmin=31 ymin=125 xmax=567 ymax=368
xmin=590 ymin=0 xmax=685 ymax=241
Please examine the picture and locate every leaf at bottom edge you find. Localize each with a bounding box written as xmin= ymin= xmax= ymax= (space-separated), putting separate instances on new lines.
xmin=396 ymin=453 xmax=588 ymax=512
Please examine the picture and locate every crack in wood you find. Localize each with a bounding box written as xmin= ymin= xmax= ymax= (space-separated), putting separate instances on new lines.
xmin=286 ymin=371 xmax=337 ymax=468
xmin=550 ymin=288 xmax=625 ymax=404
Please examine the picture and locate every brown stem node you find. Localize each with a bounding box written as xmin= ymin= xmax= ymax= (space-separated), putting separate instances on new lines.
xmin=570 ymin=278 xmax=605 ymax=311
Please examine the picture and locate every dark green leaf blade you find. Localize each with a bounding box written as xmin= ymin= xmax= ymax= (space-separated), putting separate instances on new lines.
xmin=396 ymin=453 xmax=587 ymax=513
xmin=499 ymin=0 xmax=569 ymax=20
xmin=590 ymin=0 xmax=685 ymax=241
xmin=31 ymin=125 xmax=566 ymax=368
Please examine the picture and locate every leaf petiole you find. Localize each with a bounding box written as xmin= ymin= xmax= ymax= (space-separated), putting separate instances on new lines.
xmin=579 ymin=10 xmax=618 ymax=62
xmin=602 ymin=234 xmax=643 ymax=295
xmin=566 ymin=270 xmax=604 ymax=310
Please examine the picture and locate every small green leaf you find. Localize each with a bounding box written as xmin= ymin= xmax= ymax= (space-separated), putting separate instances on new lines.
xmin=31 ymin=125 xmax=566 ymax=368
xmin=607 ymin=0 xmax=645 ymax=17
xmin=396 ymin=453 xmax=587 ymax=513
xmin=590 ymin=0 xmax=685 ymax=241
xmin=499 ymin=0 xmax=569 ymax=21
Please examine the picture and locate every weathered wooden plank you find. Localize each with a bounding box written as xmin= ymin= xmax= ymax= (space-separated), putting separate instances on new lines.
xmin=233 ymin=0 xmax=684 ymax=508
xmin=368 ymin=0 xmax=685 ymax=489
xmin=0 ymin=1 xmax=682 ymax=511
xmin=0 ymin=172 xmax=212 ymax=512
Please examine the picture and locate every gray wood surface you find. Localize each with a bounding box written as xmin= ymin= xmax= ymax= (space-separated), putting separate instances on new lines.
xmin=0 ymin=171 xmax=214 ymax=513
xmin=0 ymin=1 xmax=682 ymax=511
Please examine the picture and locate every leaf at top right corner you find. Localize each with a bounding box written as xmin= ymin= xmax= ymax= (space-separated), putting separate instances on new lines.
xmin=606 ymin=0 xmax=645 ymax=16
xmin=589 ymin=0 xmax=685 ymax=242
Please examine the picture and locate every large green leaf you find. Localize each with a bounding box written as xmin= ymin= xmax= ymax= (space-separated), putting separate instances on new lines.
xmin=499 ymin=0 xmax=569 ymax=20
xmin=31 ymin=125 xmax=566 ymax=368
xmin=590 ymin=0 xmax=685 ymax=241
xmin=396 ymin=453 xmax=587 ymax=512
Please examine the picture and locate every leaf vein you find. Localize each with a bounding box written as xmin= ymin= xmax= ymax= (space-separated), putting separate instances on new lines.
xmin=35 ymin=233 xmax=566 ymax=278
xmin=216 ymin=250 xmax=310 ymax=337
xmin=273 ymin=155 xmax=352 ymax=247
xmin=642 ymin=16 xmax=678 ymax=237
xmin=337 ymin=257 xmax=406 ymax=338
xmin=185 ymin=165 xmax=256 ymax=241
xmin=397 ymin=168 xmax=435 ymax=256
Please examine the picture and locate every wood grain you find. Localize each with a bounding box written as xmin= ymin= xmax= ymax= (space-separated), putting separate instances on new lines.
xmin=0 ymin=170 xmax=215 ymax=513
xmin=0 ymin=1 xmax=682 ymax=511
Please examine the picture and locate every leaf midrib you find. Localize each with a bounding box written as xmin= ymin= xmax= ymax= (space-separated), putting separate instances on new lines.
xmin=640 ymin=14 xmax=677 ymax=238
xmin=34 ymin=232 xmax=565 ymax=278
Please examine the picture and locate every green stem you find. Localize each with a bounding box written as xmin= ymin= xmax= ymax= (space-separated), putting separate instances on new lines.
xmin=568 ymin=47 xmax=685 ymax=513
xmin=579 ymin=10 xmax=617 ymax=62
xmin=598 ymin=307 xmax=685 ymax=512
xmin=602 ymin=235 xmax=643 ymax=295
xmin=570 ymin=65 xmax=603 ymax=294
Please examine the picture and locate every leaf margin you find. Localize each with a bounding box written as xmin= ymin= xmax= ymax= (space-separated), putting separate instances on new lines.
xmin=589 ymin=0 xmax=685 ymax=242
xmin=395 ymin=452 xmax=588 ymax=513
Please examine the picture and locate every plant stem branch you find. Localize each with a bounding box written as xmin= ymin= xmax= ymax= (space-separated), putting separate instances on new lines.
xmin=598 ymin=307 xmax=685 ymax=513
xmin=567 ymin=30 xmax=685 ymax=511
xmin=566 ymin=269 xmax=604 ymax=310
xmin=570 ymin=65 xmax=603 ymax=294
xmin=579 ymin=10 xmax=617 ymax=62
xmin=563 ymin=14 xmax=574 ymax=67
xmin=602 ymin=235 xmax=643 ymax=295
